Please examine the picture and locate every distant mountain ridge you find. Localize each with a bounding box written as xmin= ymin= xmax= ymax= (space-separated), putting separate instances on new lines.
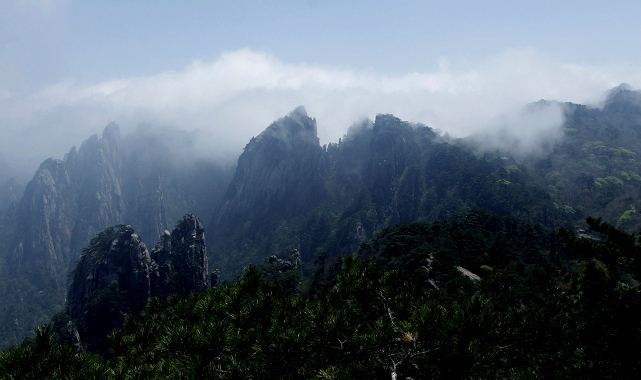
xmin=0 ymin=125 xmax=232 ymax=349
xmin=520 ymin=84 xmax=641 ymax=231
xmin=209 ymin=107 xmax=567 ymax=277
xmin=3 ymin=85 xmax=641 ymax=349
xmin=11 ymin=124 xmax=166 ymax=290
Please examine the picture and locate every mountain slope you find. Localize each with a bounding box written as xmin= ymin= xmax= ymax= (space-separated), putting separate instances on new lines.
xmin=4 ymin=85 xmax=641 ymax=349
xmin=210 ymin=109 xmax=567 ymax=277
xmin=0 ymin=125 xmax=233 ymax=349
xmin=4 ymin=209 xmax=641 ymax=379
xmin=501 ymin=85 xmax=641 ymax=231
xmin=58 ymin=214 xmax=209 ymax=352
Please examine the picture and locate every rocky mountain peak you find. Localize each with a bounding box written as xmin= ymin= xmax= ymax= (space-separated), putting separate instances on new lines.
xmin=373 ymin=114 xmax=411 ymax=133
xmin=172 ymin=213 xmax=203 ymax=240
xmin=212 ymin=107 xmax=326 ymax=244
xmin=62 ymin=215 xmax=209 ymax=351
xmin=64 ymin=214 xmax=209 ymax=314
xmin=248 ymin=106 xmax=318 ymax=152
xmin=102 ymin=122 xmax=122 ymax=142
xmin=152 ymin=213 xmax=208 ymax=298
xmin=66 ymin=224 xmax=153 ymax=320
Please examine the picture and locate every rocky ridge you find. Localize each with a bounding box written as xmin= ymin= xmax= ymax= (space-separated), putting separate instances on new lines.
xmin=213 ymin=106 xmax=325 ymax=241
xmin=62 ymin=214 xmax=210 ymax=351
xmin=209 ymin=108 xmax=567 ymax=277
xmin=0 ymin=123 xmax=233 ymax=349
xmin=10 ymin=124 xmax=166 ymax=289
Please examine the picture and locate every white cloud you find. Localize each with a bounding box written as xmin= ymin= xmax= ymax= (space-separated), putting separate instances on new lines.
xmin=1 ymin=47 xmax=640 ymax=173
xmin=468 ymin=100 xmax=567 ymax=157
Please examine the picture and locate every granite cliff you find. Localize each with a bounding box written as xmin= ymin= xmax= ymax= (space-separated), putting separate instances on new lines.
xmin=0 ymin=125 xmax=232 ymax=349
xmin=11 ymin=124 xmax=165 ymax=288
xmin=213 ymin=106 xmax=325 ymax=240
xmin=150 ymin=213 xmax=209 ymax=299
xmin=61 ymin=214 xmax=209 ymax=352
xmin=209 ymin=108 xmax=566 ymax=277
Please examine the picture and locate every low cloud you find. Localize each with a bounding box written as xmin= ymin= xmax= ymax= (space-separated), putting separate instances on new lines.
xmin=465 ymin=100 xmax=567 ymax=157
xmin=1 ymin=48 xmax=640 ymax=173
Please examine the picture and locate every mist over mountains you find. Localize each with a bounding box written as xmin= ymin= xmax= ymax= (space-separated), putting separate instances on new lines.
xmin=5 ymin=1 xmax=641 ymax=375
xmin=0 ymin=124 xmax=233 ymax=347
xmin=2 ymin=48 xmax=636 ymax=175
xmin=1 ymin=85 xmax=641 ymax=350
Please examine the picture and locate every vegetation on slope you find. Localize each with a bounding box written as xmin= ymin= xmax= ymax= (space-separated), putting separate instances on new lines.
xmin=508 ymin=87 xmax=641 ymax=232
xmin=211 ymin=113 xmax=570 ymax=279
xmin=2 ymin=209 xmax=639 ymax=379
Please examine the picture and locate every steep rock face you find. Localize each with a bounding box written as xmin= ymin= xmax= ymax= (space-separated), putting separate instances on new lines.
xmin=151 ymin=214 xmax=208 ymax=298
xmin=10 ymin=124 xmax=168 ymax=288
xmin=68 ymin=214 xmax=209 ymax=321
xmin=213 ymin=106 xmax=325 ymax=241
xmin=324 ymin=114 xmax=439 ymax=252
xmin=11 ymin=158 xmax=76 ymax=281
xmin=67 ymin=225 xmax=154 ymax=320
xmin=365 ymin=114 xmax=435 ymax=224
xmin=1 ymin=123 xmax=234 ymax=349
xmin=66 ymin=127 xmax=126 ymax=252
xmin=209 ymin=107 xmax=567 ymax=278
xmin=64 ymin=214 xmax=208 ymax=351
xmin=209 ymin=109 xmax=449 ymax=272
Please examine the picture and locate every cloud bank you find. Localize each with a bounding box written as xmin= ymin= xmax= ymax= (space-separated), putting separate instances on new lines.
xmin=1 ymin=48 xmax=640 ymax=172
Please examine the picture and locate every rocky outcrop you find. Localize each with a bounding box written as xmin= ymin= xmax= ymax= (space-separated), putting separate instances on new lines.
xmin=1 ymin=122 xmax=235 ymax=349
xmin=151 ymin=214 xmax=208 ymax=299
xmin=266 ymin=249 xmax=301 ymax=273
xmin=64 ymin=214 xmax=208 ymax=351
xmin=67 ymin=225 xmax=154 ymax=320
xmin=68 ymin=214 xmax=208 ymax=319
xmin=10 ymin=124 xmax=167 ymax=287
xmin=212 ymin=106 xmax=326 ymax=240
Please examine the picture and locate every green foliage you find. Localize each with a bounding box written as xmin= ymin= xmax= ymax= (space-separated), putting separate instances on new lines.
xmin=0 ymin=276 xmax=66 ymax=351
xmin=4 ymin=210 xmax=639 ymax=378
xmin=617 ymin=209 xmax=639 ymax=229
xmin=212 ymin=118 xmax=569 ymax=280
xmin=523 ymin=95 xmax=641 ymax=232
xmin=80 ymin=224 xmax=131 ymax=261
xmin=560 ymin=216 xmax=641 ymax=280
xmin=0 ymin=325 xmax=103 ymax=379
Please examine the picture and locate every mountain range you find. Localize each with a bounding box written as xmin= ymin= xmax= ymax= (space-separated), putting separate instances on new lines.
xmin=2 ymin=85 xmax=641 ymax=349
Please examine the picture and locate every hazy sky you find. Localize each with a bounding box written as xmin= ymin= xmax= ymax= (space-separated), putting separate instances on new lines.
xmin=1 ymin=0 xmax=641 ymax=172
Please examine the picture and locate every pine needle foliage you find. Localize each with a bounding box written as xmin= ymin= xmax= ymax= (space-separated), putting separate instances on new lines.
xmin=2 ymin=210 xmax=640 ymax=378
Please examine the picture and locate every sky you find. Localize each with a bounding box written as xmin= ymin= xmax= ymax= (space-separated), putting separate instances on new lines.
xmin=1 ymin=0 xmax=641 ymax=172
